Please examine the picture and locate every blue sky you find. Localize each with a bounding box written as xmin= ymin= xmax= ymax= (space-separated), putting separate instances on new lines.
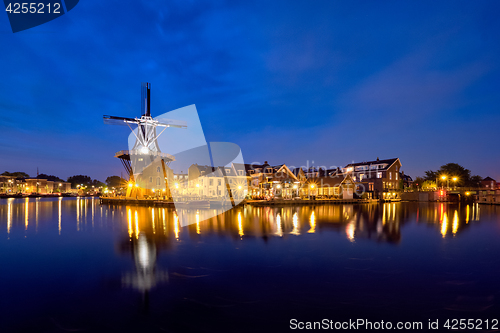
xmin=1 ymin=0 xmax=499 ymax=181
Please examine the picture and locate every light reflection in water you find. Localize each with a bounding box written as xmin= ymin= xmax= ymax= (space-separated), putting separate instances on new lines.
xmin=452 ymin=210 xmax=459 ymax=235
xmin=151 ymin=208 xmax=155 ymax=234
xmin=276 ymin=213 xmax=283 ymax=237
xmin=76 ymin=197 xmax=80 ymax=229
xmin=134 ymin=211 xmax=139 ymax=238
xmin=25 ymin=198 xmax=29 ymax=231
xmin=1 ymin=199 xmax=496 ymax=243
xmin=174 ymin=213 xmax=179 ymax=240
xmin=58 ymin=197 xmax=62 ymax=235
xmin=441 ymin=212 xmax=448 ymax=238
xmin=346 ymin=220 xmax=355 ymax=242
xmin=291 ymin=212 xmax=300 ymax=235
xmin=237 ymin=211 xmax=244 ymax=237
xmin=7 ymin=199 xmax=12 ymax=235
xmin=35 ymin=199 xmax=38 ymax=232
xmin=128 ymin=209 xmax=133 ymax=238
xmin=196 ymin=211 xmax=200 ymax=234
xmin=308 ymin=211 xmax=315 ymax=233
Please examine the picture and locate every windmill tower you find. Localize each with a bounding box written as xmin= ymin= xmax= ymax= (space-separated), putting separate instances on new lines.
xmin=104 ymin=83 xmax=187 ymax=198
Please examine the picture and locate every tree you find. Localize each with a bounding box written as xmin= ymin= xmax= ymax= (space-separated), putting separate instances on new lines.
xmin=413 ymin=176 xmax=425 ymax=190
xmin=37 ymin=173 xmax=65 ymax=182
xmin=424 ymin=163 xmax=481 ymax=187
xmin=67 ymin=175 xmax=92 ymax=188
xmin=424 ymin=170 xmax=437 ymax=181
xmin=469 ymin=175 xmax=483 ymax=188
xmin=1 ymin=171 xmax=29 ymax=178
xmin=421 ymin=180 xmax=437 ymax=191
xmin=106 ymin=176 xmax=126 ymax=187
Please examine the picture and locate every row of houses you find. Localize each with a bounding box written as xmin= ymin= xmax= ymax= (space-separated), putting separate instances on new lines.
xmin=134 ymin=156 xmax=407 ymax=200
xmin=0 ymin=175 xmax=72 ymax=194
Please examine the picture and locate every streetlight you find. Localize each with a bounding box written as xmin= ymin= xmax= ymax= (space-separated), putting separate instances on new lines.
xmin=441 ymin=175 xmax=447 ymax=189
xmin=452 ymin=177 xmax=458 ymax=190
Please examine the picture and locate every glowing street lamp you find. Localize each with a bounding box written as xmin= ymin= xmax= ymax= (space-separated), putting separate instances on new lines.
xmin=441 ymin=176 xmax=451 ymax=189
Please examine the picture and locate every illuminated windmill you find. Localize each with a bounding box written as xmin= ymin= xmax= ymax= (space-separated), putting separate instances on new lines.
xmin=104 ymin=83 xmax=187 ymax=197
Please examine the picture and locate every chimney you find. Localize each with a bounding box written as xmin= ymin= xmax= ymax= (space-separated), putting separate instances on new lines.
xmin=376 ymin=157 xmax=380 ymax=161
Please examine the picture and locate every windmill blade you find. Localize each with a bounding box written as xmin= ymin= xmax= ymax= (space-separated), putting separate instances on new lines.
xmin=103 ymin=115 xmax=139 ymax=126
xmin=154 ymin=118 xmax=187 ymax=128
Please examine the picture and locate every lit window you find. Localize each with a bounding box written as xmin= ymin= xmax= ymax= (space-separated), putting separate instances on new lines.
xmin=396 ymin=173 xmax=398 ymax=180
xmin=389 ymin=172 xmax=392 ymax=180
xmin=377 ymin=172 xmax=382 ymax=178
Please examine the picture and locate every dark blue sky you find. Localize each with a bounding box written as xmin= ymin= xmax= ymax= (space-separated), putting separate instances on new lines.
xmin=1 ymin=0 xmax=499 ymax=181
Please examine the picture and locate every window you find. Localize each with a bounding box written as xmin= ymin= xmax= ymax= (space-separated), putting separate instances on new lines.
xmin=157 ymin=166 xmax=161 ymax=173
xmin=389 ymin=172 xmax=392 ymax=180
xmin=225 ymin=169 xmax=231 ymax=174
xmin=156 ymin=177 xmax=160 ymax=185
xmin=334 ymin=186 xmax=339 ymax=195
xmin=149 ymin=177 xmax=153 ymax=183
xmin=377 ymin=172 xmax=382 ymax=178
xmin=174 ymin=175 xmax=178 ymax=179
xmin=238 ymin=170 xmax=244 ymax=176
xmin=396 ymin=173 xmax=398 ymax=180
xmin=360 ymin=174 xmax=364 ymax=180
xmin=218 ymin=180 xmax=222 ymax=186
xmin=369 ymin=183 xmax=374 ymax=191
xmin=229 ymin=179 xmax=232 ymax=184
xmin=209 ymin=179 xmax=213 ymax=186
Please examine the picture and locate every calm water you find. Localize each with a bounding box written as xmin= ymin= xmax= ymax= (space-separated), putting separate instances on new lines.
xmin=1 ymin=198 xmax=500 ymax=332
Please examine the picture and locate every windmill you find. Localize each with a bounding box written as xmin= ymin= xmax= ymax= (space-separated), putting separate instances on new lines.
xmin=104 ymin=83 xmax=187 ymax=198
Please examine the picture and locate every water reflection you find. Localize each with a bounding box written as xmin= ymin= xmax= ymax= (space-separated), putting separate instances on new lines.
xmin=0 ymin=199 xmax=499 ymax=243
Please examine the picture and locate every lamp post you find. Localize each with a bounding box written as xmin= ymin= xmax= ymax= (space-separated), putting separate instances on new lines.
xmin=452 ymin=177 xmax=458 ymax=190
xmin=441 ymin=175 xmax=447 ymax=190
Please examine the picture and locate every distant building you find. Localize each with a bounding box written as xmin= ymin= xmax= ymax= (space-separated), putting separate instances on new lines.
xmin=480 ymin=177 xmax=496 ymax=189
xmin=24 ymin=178 xmax=71 ymax=194
xmin=0 ymin=175 xmax=17 ymax=193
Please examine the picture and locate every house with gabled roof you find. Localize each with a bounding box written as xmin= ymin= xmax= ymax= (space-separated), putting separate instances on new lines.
xmin=333 ymin=157 xmax=403 ymax=198
xmin=481 ymin=177 xmax=497 ymax=189
xmin=268 ymin=165 xmax=301 ymax=199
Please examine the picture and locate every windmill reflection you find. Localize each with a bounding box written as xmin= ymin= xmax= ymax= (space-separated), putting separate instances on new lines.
xmin=121 ymin=207 xmax=170 ymax=310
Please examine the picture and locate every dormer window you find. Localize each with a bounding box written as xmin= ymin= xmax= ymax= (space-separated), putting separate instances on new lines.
xmin=238 ymin=170 xmax=244 ymax=176
xmin=225 ymin=169 xmax=231 ymax=174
